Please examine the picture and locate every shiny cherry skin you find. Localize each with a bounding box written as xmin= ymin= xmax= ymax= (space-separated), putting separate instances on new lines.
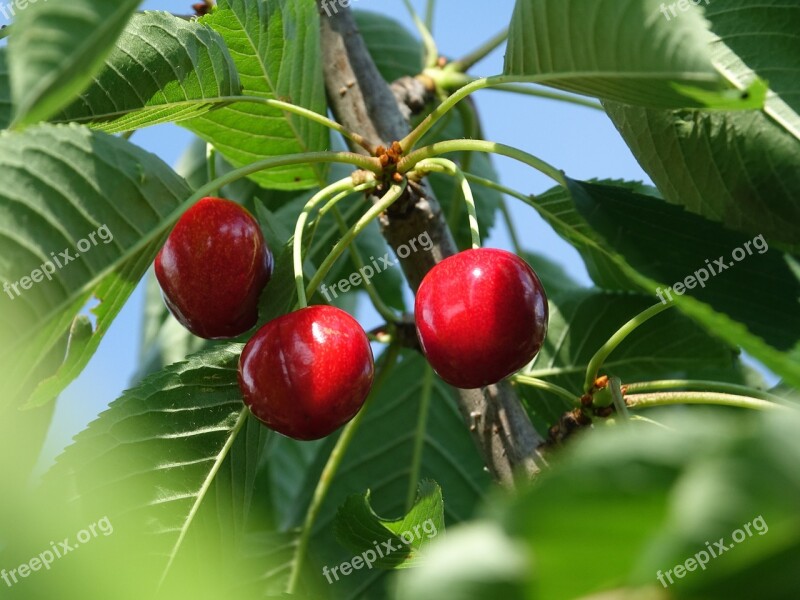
xmin=238 ymin=305 xmax=375 ymax=440
xmin=415 ymin=248 xmax=548 ymax=389
xmin=155 ymin=197 xmax=273 ymax=339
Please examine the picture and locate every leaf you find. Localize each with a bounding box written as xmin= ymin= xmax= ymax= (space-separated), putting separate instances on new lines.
xmin=354 ymin=10 xmax=424 ymax=82
xmin=518 ymin=289 xmax=740 ymax=433
xmin=184 ymin=0 xmax=329 ymax=190
xmin=334 ymin=480 xmax=444 ymax=570
xmin=282 ymin=351 xmax=491 ymax=598
xmin=531 ymin=179 xmax=800 ymax=388
xmin=46 ymin=343 xmax=274 ymax=592
xmin=0 ymin=124 xmax=192 ymax=413
xmin=504 ymin=0 xmax=762 ymax=109
xmin=9 ymin=0 xmax=141 ymax=126
xmin=0 ymin=48 xmax=11 ymax=129
xmin=52 ymin=12 xmax=242 ymax=133
xmin=603 ymin=1 xmax=800 ymax=247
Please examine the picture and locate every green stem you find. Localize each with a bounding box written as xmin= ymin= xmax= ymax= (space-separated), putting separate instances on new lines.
xmin=306 ymin=182 xmax=407 ymax=301
xmin=583 ymin=302 xmax=674 ymax=393
xmin=414 ymin=159 xmax=481 ymax=248
xmin=624 ymin=380 xmax=786 ymax=404
xmin=293 ymin=178 xmax=358 ymax=309
xmin=463 ymin=171 xmax=535 ymax=205
xmin=609 ymin=376 xmax=630 ymax=420
xmin=448 ymin=27 xmax=509 ymax=72
xmin=406 ymin=365 xmax=434 ymax=511
xmin=401 ymin=0 xmax=439 ymax=69
xmin=286 ymin=343 xmax=401 ymax=595
xmin=331 ymin=207 xmax=400 ymax=324
xmin=401 ymin=138 xmax=566 ymax=187
xmin=206 ymin=143 xmax=217 ymax=195
xmin=425 ymin=0 xmax=435 ymax=31
xmin=626 ymin=392 xmax=787 ymax=412
xmin=500 ymin=199 xmax=524 ymax=256
xmin=513 ymin=375 xmax=579 ymax=405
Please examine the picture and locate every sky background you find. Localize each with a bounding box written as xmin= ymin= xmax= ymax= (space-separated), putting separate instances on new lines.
xmin=36 ymin=0 xmax=659 ymax=470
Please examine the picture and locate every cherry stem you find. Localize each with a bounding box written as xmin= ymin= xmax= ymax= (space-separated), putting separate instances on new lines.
xmin=286 ymin=343 xmax=402 ymax=595
xmin=626 ymin=391 xmax=788 ymax=412
xmin=400 ymin=138 xmax=566 ymax=188
xmin=609 ymin=376 xmax=630 ymax=420
xmin=513 ymin=375 xmax=579 ymax=405
xmin=447 ymin=27 xmax=509 ymax=73
xmin=424 ymin=0 xmax=436 ymax=30
xmin=293 ymin=178 xmax=364 ymax=309
xmin=624 ymin=380 xmax=786 ymax=404
xmin=401 ymin=0 xmax=439 ymax=69
xmin=406 ymin=364 xmax=434 ymax=512
xmin=331 ymin=206 xmax=400 ymax=324
xmin=305 ymin=182 xmax=407 ymax=302
xmin=414 ymin=158 xmax=481 ymax=249
xmin=205 ymin=143 xmax=218 ymax=195
xmin=583 ymin=302 xmax=675 ymax=394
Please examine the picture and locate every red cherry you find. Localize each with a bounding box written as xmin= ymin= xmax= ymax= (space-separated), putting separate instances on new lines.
xmin=155 ymin=197 xmax=273 ymax=339
xmin=415 ymin=248 xmax=548 ymax=389
xmin=238 ymin=306 xmax=375 ymax=440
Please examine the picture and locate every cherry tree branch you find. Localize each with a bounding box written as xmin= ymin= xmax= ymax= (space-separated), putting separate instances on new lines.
xmin=316 ymin=2 xmax=547 ymax=485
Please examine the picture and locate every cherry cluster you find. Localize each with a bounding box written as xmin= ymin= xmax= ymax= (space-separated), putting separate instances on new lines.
xmin=155 ymin=197 xmax=548 ymax=441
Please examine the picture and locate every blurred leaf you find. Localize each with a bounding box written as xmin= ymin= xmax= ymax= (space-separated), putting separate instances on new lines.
xmin=0 ymin=124 xmax=191 ymax=413
xmin=0 ymin=49 xmax=10 ymax=129
xmin=334 ymin=480 xmax=444 ymax=570
xmin=185 ymin=0 xmax=329 ymax=190
xmin=53 ymin=12 xmax=242 ymax=133
xmin=354 ymin=10 xmax=424 ymax=82
xmin=505 ymin=0 xmax=762 ymax=109
xmin=9 ymin=0 xmax=141 ymax=126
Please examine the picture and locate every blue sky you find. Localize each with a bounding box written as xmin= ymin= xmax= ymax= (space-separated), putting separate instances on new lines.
xmin=37 ymin=0 xmax=655 ymax=468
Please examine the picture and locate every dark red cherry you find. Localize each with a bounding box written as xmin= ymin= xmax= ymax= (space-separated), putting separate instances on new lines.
xmin=238 ymin=305 xmax=375 ymax=440
xmin=415 ymin=248 xmax=548 ymax=389
xmin=155 ymin=197 xmax=273 ymax=339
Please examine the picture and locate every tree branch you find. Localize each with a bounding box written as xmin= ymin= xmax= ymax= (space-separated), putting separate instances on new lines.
xmin=316 ymin=3 xmax=547 ymax=485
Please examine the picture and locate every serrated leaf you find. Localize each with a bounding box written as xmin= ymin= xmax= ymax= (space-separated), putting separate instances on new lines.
xmin=9 ymin=0 xmax=141 ymax=126
xmin=354 ymin=10 xmax=424 ymax=82
xmin=334 ymin=480 xmax=444 ymax=570
xmin=0 ymin=124 xmax=192 ymax=413
xmin=184 ymin=0 xmax=329 ymax=190
xmin=52 ymin=11 xmax=242 ymax=133
xmin=47 ymin=343 xmax=273 ymax=592
xmin=604 ymin=1 xmax=800 ymax=247
xmin=531 ymin=178 xmax=800 ymax=388
xmin=504 ymin=0 xmax=761 ymax=109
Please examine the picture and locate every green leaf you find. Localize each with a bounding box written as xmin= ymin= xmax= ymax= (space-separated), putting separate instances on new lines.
xmin=504 ymin=0 xmax=761 ymax=109
xmin=604 ymin=1 xmax=800 ymax=246
xmin=519 ymin=289 xmax=739 ymax=434
xmin=0 ymin=124 xmax=192 ymax=413
xmin=334 ymin=480 xmax=444 ymax=570
xmin=531 ymin=178 xmax=800 ymax=388
xmin=284 ymin=351 xmax=491 ymax=598
xmin=354 ymin=10 xmax=424 ymax=82
xmin=184 ymin=0 xmax=329 ymax=190
xmin=0 ymin=49 xmax=11 ymax=129
xmin=9 ymin=0 xmax=141 ymax=126
xmin=47 ymin=343 xmax=273 ymax=592
xmin=52 ymin=12 xmax=242 ymax=133
xmin=504 ymin=410 xmax=800 ymax=600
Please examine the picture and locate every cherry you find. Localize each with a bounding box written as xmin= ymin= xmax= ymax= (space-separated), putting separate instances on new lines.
xmin=414 ymin=248 xmax=548 ymax=389
xmin=155 ymin=197 xmax=273 ymax=339
xmin=238 ymin=305 xmax=375 ymax=440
